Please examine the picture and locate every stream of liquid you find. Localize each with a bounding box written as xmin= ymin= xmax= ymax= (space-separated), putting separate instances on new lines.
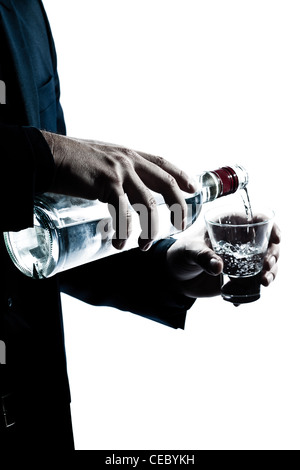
xmin=241 ymin=187 xmax=254 ymax=222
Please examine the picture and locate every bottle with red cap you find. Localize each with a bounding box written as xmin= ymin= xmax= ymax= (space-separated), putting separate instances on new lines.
xmin=3 ymin=164 xmax=248 ymax=279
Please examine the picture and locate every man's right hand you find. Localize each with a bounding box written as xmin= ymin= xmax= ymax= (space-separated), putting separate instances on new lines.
xmin=41 ymin=131 xmax=197 ymax=251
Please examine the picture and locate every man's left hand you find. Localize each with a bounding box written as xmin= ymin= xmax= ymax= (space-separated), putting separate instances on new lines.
xmin=166 ymin=223 xmax=281 ymax=299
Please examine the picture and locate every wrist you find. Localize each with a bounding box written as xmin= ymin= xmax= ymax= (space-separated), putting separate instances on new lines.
xmin=40 ymin=129 xmax=55 ymax=154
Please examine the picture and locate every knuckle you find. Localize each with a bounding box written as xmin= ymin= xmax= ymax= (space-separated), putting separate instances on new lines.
xmin=147 ymin=197 xmax=157 ymax=210
xmin=122 ymin=147 xmax=134 ymax=158
xmin=116 ymin=147 xmax=136 ymax=160
xmin=166 ymin=173 xmax=177 ymax=187
xmin=154 ymin=155 xmax=166 ymax=168
xmin=110 ymin=172 xmax=123 ymax=187
xmin=116 ymin=153 xmax=133 ymax=168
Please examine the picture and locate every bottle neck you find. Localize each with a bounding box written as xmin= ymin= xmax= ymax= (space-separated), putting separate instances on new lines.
xmin=197 ymin=164 xmax=248 ymax=203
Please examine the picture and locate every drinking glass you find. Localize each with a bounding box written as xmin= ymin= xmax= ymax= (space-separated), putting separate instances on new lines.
xmin=204 ymin=205 xmax=274 ymax=305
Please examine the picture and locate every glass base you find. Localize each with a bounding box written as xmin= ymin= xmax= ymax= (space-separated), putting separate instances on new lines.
xmin=221 ymin=273 xmax=261 ymax=306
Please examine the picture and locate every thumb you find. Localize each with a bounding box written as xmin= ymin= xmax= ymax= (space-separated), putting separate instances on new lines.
xmin=195 ymin=248 xmax=223 ymax=276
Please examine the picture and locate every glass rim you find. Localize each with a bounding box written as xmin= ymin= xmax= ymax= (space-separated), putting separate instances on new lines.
xmin=204 ymin=206 xmax=275 ymax=228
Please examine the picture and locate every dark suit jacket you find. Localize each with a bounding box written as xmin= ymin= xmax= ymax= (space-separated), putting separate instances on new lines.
xmin=0 ymin=0 xmax=194 ymax=447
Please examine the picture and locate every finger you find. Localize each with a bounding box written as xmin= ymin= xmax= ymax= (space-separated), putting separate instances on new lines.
xmin=107 ymin=190 xmax=132 ymax=250
xmin=198 ymin=252 xmax=223 ymax=276
xmin=135 ymin=158 xmax=188 ymax=231
xmin=263 ymin=243 xmax=280 ymax=271
xmin=269 ymin=223 xmax=281 ymax=245
xmin=203 ymin=229 xmax=212 ymax=248
xmin=123 ymin=171 xmax=159 ymax=250
xmin=261 ymin=264 xmax=278 ymax=287
xmin=136 ymin=151 xmax=197 ymax=193
xmin=185 ymin=247 xmax=223 ymax=276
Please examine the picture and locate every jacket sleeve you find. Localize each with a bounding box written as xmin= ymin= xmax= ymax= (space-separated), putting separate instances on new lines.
xmin=59 ymin=238 xmax=196 ymax=329
xmin=0 ymin=124 xmax=55 ymax=232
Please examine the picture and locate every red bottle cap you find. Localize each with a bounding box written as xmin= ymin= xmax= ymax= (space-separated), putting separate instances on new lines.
xmin=212 ymin=166 xmax=239 ymax=195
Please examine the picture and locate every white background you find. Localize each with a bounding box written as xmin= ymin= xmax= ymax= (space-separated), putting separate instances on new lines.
xmin=43 ymin=0 xmax=298 ymax=450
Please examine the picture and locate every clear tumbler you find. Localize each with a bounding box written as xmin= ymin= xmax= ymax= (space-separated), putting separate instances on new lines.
xmin=205 ymin=205 xmax=275 ymax=305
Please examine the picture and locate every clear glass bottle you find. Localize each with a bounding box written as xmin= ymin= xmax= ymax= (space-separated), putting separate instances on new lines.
xmin=3 ymin=164 xmax=248 ymax=279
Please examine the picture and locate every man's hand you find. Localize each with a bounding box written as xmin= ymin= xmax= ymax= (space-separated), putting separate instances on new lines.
xmin=166 ymin=223 xmax=281 ymax=298
xmin=41 ymin=131 xmax=196 ymax=251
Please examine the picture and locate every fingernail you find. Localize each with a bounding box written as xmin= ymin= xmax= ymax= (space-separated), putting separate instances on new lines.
xmin=269 ymin=255 xmax=276 ymax=269
xmin=115 ymin=240 xmax=126 ymax=250
xmin=182 ymin=217 xmax=187 ymax=231
xmin=208 ymin=257 xmax=222 ymax=274
xmin=141 ymin=242 xmax=152 ymax=252
xmin=266 ymin=272 xmax=274 ymax=284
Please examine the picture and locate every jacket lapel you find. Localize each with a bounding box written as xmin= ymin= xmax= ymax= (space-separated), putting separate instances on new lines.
xmin=0 ymin=0 xmax=41 ymax=127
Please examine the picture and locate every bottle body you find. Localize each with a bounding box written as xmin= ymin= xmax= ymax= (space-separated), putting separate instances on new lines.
xmin=3 ymin=164 xmax=248 ymax=279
